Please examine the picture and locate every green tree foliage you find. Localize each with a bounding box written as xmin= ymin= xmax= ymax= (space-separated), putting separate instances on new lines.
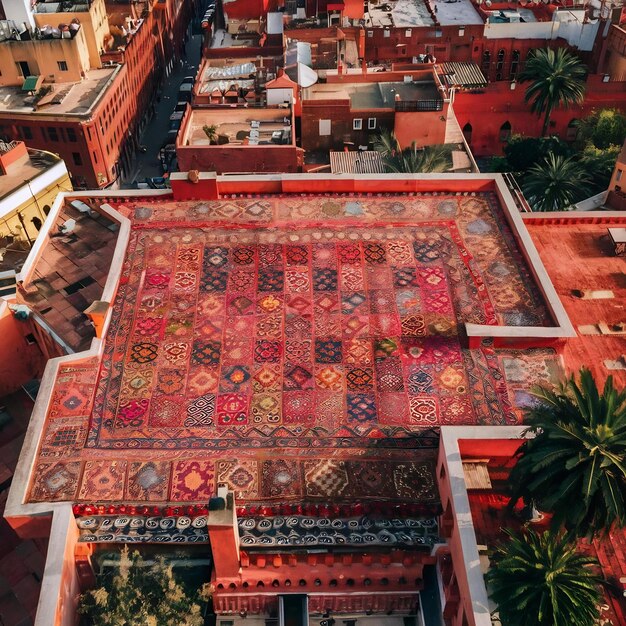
xmin=78 ymin=547 xmax=211 ymax=626
xmin=373 ymin=130 xmax=450 ymax=173
xmin=576 ymin=108 xmax=626 ymax=150
xmin=372 ymin=127 xmax=400 ymax=157
xmin=518 ymin=48 xmax=587 ymax=137
xmin=522 ymin=154 xmax=590 ymax=211
xmin=579 ymin=143 xmax=621 ymax=194
xmin=509 ymin=368 xmax=626 ymax=538
xmin=502 ymin=135 xmax=572 ymax=174
xmin=486 ymin=529 xmax=602 ymax=626
xmin=384 ymin=144 xmax=450 ymax=174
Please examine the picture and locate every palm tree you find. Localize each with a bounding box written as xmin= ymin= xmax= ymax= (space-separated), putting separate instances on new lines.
xmin=486 ymin=529 xmax=603 ymax=626
xmin=508 ymin=368 xmax=626 ymax=538
xmin=518 ymin=48 xmax=587 ymax=137
xmin=521 ymin=153 xmax=590 ymax=211
xmin=372 ymin=127 xmax=400 ymax=157
xmin=373 ymin=129 xmax=450 ymax=173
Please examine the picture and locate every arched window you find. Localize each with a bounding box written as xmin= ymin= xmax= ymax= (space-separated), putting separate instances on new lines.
xmin=499 ymin=121 xmax=512 ymax=142
xmin=462 ymin=122 xmax=473 ymax=144
xmin=510 ymin=49 xmax=520 ymax=79
xmin=566 ymin=118 xmax=579 ymax=142
xmin=481 ymin=50 xmax=491 ymax=75
xmin=496 ymin=49 xmax=506 ymax=74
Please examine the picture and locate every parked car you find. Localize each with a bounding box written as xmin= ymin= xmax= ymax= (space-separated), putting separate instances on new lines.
xmin=174 ymin=101 xmax=188 ymax=113
xmin=178 ymin=83 xmax=193 ymax=103
xmin=181 ymin=75 xmax=195 ymax=86
xmin=169 ymin=111 xmax=183 ymax=131
xmin=161 ymin=129 xmax=179 ymax=149
xmin=145 ymin=176 xmax=168 ymax=189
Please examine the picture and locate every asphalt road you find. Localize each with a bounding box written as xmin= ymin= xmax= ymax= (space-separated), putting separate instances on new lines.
xmin=121 ymin=32 xmax=203 ymax=188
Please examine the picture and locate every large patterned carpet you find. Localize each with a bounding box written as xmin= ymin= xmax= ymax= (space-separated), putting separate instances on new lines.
xmin=28 ymin=193 xmax=561 ymax=505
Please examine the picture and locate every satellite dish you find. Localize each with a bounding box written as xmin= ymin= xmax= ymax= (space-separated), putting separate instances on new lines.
xmin=297 ymin=62 xmax=318 ymax=88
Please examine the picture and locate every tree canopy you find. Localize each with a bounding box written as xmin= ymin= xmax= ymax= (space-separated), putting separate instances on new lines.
xmin=486 ymin=529 xmax=602 ymax=626
xmin=78 ymin=547 xmax=211 ymax=626
xmin=518 ymin=48 xmax=587 ymax=137
xmin=508 ymin=368 xmax=626 ymax=538
xmin=521 ymin=153 xmax=590 ymax=211
xmin=576 ymin=108 xmax=626 ymax=150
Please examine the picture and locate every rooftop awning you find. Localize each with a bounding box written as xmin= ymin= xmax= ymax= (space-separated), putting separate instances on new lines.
xmin=22 ymin=75 xmax=43 ymax=92
xmin=440 ymin=62 xmax=487 ymax=89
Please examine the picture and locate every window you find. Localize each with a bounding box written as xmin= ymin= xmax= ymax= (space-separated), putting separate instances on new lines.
xmin=499 ymin=120 xmax=511 ymax=142
xmin=48 ymin=127 xmax=59 ymax=142
xmin=462 ymin=122 xmax=472 ymax=144
xmin=16 ymin=61 xmax=31 ymax=77
xmin=617 ymin=169 xmax=623 ymax=182
xmin=66 ymin=127 xmax=77 ymax=142
xmin=20 ymin=126 xmax=33 ymax=140
xmin=368 ymin=117 xmax=377 ymax=130
xmin=383 ymin=28 xmax=390 ymax=38
xmin=367 ymin=29 xmax=373 ymax=37
xmin=319 ymin=119 xmax=331 ymax=136
xmin=405 ymin=29 xmax=412 ymax=37
xmin=353 ymin=118 xmax=363 ymax=130
xmin=72 ymin=152 xmax=82 ymax=166
xmin=57 ymin=61 xmax=68 ymax=71
xmin=566 ymin=118 xmax=578 ymax=142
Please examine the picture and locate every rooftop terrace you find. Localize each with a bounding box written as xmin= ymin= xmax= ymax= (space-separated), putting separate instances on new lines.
xmin=181 ymin=107 xmax=294 ymax=147
xmin=525 ymin=214 xmax=626 ymax=387
xmin=364 ymin=0 xmax=482 ymax=27
xmin=304 ymin=80 xmax=441 ymax=108
xmin=0 ymin=67 xmax=119 ymax=117
xmin=14 ymin=185 xmax=566 ymax=510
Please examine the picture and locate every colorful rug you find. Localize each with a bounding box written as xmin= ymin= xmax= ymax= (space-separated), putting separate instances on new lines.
xmin=28 ymin=193 xmax=561 ymax=504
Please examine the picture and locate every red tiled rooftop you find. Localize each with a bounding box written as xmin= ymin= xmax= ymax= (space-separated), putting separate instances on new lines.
xmin=26 ymin=193 xmax=562 ymax=507
xmin=526 ymin=217 xmax=626 ymax=387
xmin=467 ymin=473 xmax=626 ymax=626
xmin=17 ymin=203 xmax=119 ymax=352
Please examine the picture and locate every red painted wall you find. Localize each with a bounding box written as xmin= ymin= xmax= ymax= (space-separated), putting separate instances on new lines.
xmin=454 ymin=75 xmax=626 ymax=156
xmin=0 ymin=306 xmax=46 ymax=396
xmin=177 ymin=144 xmax=303 ymax=173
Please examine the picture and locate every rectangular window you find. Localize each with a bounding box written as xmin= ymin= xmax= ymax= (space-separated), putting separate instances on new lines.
xmin=93 ymin=151 xmax=98 ymax=164
xmin=57 ymin=61 xmax=68 ymax=71
xmin=383 ymin=29 xmax=390 ymax=38
xmin=405 ymin=29 xmax=412 ymax=37
xmin=16 ymin=61 xmax=31 ymax=77
xmin=319 ymin=119 xmax=331 ymax=136
xmin=368 ymin=117 xmax=377 ymax=130
xmin=20 ymin=126 xmax=33 ymax=140
xmin=48 ymin=127 xmax=58 ymax=142
xmin=353 ymin=118 xmax=363 ymax=130
xmin=617 ymin=170 xmax=623 ymax=182
xmin=72 ymin=152 xmax=82 ymax=166
xmin=66 ymin=127 xmax=77 ymax=142
xmin=367 ymin=29 xmax=373 ymax=38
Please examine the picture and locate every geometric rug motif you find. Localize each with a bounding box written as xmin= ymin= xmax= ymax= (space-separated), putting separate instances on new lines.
xmin=29 ymin=461 xmax=82 ymax=502
xmin=29 ymin=193 xmax=564 ymax=506
xmin=169 ymin=460 xmax=215 ymax=502
xmin=77 ymin=460 xmax=127 ymax=501
xmin=125 ymin=461 xmax=171 ymax=501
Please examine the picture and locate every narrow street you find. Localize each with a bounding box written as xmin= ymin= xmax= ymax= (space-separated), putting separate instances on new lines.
xmin=121 ymin=31 xmax=204 ymax=188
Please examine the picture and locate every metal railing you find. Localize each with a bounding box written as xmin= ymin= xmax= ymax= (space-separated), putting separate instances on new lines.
xmin=502 ymin=172 xmax=532 ymax=212
xmin=395 ymin=98 xmax=443 ymax=112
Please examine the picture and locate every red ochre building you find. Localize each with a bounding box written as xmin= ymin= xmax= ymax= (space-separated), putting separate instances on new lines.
xmin=2 ymin=172 xmax=625 ymax=626
xmin=0 ymin=0 xmax=197 ymax=189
